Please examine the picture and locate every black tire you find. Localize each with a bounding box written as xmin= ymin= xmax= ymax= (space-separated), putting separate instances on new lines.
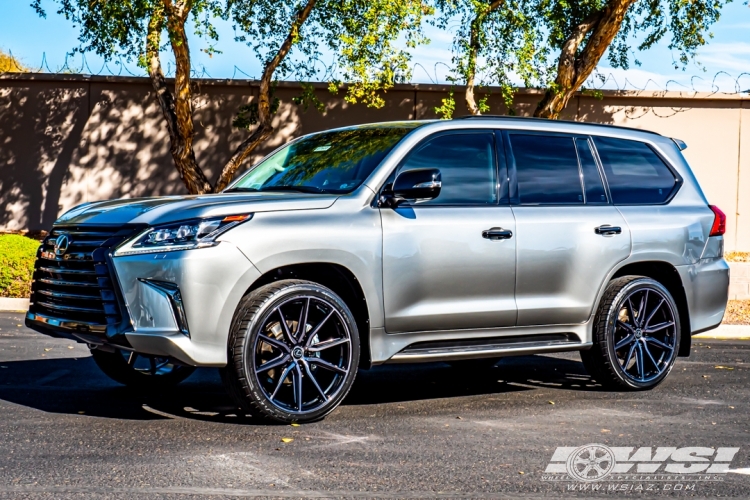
xmin=220 ymin=280 xmax=360 ymax=424
xmin=448 ymin=357 xmax=501 ymax=370
xmin=90 ymin=348 xmax=195 ymax=389
xmin=581 ymin=276 xmax=681 ymax=390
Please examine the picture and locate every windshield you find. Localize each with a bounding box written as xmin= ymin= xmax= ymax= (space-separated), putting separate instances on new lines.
xmin=227 ymin=126 xmax=417 ymax=194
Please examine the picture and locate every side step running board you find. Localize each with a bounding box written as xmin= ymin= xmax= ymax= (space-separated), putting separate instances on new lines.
xmin=387 ymin=333 xmax=590 ymax=364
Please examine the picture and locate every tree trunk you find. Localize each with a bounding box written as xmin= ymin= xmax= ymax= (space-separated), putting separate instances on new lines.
xmin=146 ymin=1 xmax=212 ymax=194
xmin=213 ymin=0 xmax=318 ymax=192
xmin=464 ymin=0 xmax=504 ymax=116
xmin=533 ymin=0 xmax=636 ymax=119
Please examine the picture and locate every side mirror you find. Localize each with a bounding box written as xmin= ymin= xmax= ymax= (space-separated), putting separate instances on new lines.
xmin=391 ymin=168 xmax=442 ymax=204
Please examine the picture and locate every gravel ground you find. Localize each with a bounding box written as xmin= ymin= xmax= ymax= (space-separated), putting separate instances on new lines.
xmin=725 ymin=300 xmax=750 ymax=325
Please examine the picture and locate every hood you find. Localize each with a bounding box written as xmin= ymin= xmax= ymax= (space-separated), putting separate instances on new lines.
xmin=55 ymin=192 xmax=339 ymax=226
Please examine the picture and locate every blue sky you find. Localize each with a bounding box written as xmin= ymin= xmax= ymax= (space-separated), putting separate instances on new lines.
xmin=1 ymin=0 xmax=748 ymax=93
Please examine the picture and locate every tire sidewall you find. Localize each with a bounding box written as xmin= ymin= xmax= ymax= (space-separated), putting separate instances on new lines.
xmin=602 ymin=278 xmax=681 ymax=390
xmin=238 ymin=281 xmax=360 ymax=423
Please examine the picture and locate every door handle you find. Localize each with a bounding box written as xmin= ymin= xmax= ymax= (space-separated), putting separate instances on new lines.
xmin=482 ymin=227 xmax=513 ymax=240
xmin=595 ymin=225 xmax=622 ymax=236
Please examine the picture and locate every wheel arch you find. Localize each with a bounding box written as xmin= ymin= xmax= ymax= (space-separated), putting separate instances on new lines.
xmin=610 ymin=261 xmax=691 ymax=357
xmin=247 ymin=263 xmax=372 ymax=368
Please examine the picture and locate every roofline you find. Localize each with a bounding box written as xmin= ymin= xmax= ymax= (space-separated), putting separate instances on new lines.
xmin=455 ymin=115 xmax=663 ymax=136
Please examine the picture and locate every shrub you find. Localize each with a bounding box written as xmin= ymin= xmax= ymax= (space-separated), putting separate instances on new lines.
xmin=0 ymin=234 xmax=40 ymax=298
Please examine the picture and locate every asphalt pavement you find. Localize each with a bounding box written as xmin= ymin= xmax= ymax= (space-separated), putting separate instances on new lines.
xmin=0 ymin=311 xmax=749 ymax=499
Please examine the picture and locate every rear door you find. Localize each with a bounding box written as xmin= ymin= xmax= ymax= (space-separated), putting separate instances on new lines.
xmin=381 ymin=130 xmax=517 ymax=333
xmin=506 ymin=132 xmax=632 ymax=326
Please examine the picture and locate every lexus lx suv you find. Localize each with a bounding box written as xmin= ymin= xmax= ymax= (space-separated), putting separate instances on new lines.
xmin=26 ymin=117 xmax=729 ymax=423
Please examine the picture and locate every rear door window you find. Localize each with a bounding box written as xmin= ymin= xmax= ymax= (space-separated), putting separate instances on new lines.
xmin=593 ymin=137 xmax=678 ymax=204
xmin=508 ymin=134 xmax=583 ymax=205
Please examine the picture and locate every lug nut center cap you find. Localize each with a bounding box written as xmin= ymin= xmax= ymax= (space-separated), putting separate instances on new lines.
xmin=635 ymin=328 xmax=643 ymax=339
xmin=292 ymin=346 xmax=304 ymax=359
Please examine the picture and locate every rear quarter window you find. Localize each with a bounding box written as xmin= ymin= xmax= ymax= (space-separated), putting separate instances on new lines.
xmin=593 ymin=137 xmax=678 ymax=204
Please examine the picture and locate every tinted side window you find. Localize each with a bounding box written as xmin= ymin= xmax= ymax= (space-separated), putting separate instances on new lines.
xmin=510 ymin=134 xmax=583 ymax=205
xmin=594 ymin=137 xmax=677 ymax=204
xmin=575 ymin=138 xmax=607 ymax=204
xmin=398 ymin=132 xmax=497 ymax=205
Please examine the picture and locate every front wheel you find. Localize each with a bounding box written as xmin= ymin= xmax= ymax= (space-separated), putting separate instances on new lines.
xmin=221 ymin=280 xmax=360 ymax=424
xmin=581 ymin=276 xmax=680 ymax=390
xmin=91 ymin=348 xmax=196 ymax=389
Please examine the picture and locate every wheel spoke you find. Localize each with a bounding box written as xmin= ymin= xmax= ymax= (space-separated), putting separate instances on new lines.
xmin=149 ymin=357 xmax=157 ymax=375
xmin=627 ymin=297 xmax=637 ymax=326
xmin=306 ymin=357 xmax=347 ymax=374
xmin=617 ymin=320 xmax=635 ymax=334
xmin=296 ymin=298 xmax=309 ymax=342
xmin=301 ymin=359 xmax=328 ymax=401
xmin=638 ymin=290 xmax=649 ymax=327
xmin=256 ymin=354 xmax=290 ymax=374
xmin=293 ymin=364 xmax=303 ymax=412
xmin=308 ymin=337 xmax=350 ymax=353
xmin=127 ymin=352 xmax=137 ymax=366
xmin=645 ymin=321 xmax=674 ymax=334
xmin=636 ymin=344 xmax=645 ymax=380
xmin=645 ymin=336 xmax=674 ymax=351
xmin=258 ymin=334 xmax=290 ymax=353
xmin=270 ymin=362 xmax=295 ymax=401
xmin=624 ymin=342 xmax=637 ymax=371
xmin=643 ymin=298 xmax=665 ymax=329
xmin=642 ymin=340 xmax=661 ymax=372
xmin=615 ymin=334 xmax=635 ymax=350
xmin=277 ymin=307 xmax=295 ymax=344
xmin=305 ymin=309 xmax=335 ymax=348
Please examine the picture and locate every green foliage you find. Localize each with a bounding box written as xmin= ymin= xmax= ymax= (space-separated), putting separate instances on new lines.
xmin=434 ymin=90 xmax=456 ymax=119
xmin=433 ymin=0 xmax=545 ymax=114
xmin=31 ymin=0 xmax=223 ymax=68
xmin=291 ymin=83 xmax=326 ymax=113
xmin=0 ymin=50 xmax=29 ymax=73
xmin=228 ymin=0 xmax=431 ymax=109
xmin=0 ymin=235 xmax=40 ymax=298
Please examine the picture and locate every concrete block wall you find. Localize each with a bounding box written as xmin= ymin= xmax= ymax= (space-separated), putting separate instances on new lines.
xmin=730 ymin=262 xmax=750 ymax=300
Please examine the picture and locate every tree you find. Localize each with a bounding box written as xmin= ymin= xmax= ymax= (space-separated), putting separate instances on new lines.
xmin=435 ymin=0 xmax=729 ymax=119
xmin=534 ymin=0 xmax=729 ymax=118
xmin=433 ymin=0 xmax=543 ymax=117
xmin=0 ymin=50 xmax=29 ymax=73
xmin=33 ymin=0 xmax=429 ymax=193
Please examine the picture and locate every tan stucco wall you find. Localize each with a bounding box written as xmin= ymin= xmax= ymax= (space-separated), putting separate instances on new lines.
xmin=0 ymin=74 xmax=747 ymax=250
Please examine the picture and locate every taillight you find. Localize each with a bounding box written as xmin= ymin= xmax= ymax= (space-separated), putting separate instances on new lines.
xmin=709 ymin=205 xmax=726 ymax=236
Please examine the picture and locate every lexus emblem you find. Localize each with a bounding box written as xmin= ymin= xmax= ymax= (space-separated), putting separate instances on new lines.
xmin=54 ymin=234 xmax=70 ymax=256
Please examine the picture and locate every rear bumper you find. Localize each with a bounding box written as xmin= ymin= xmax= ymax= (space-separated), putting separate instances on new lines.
xmin=676 ymin=258 xmax=730 ymax=335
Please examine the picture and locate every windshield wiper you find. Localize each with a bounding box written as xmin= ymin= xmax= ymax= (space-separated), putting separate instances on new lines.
xmin=257 ymin=185 xmax=327 ymax=194
xmin=224 ymin=185 xmax=328 ymax=194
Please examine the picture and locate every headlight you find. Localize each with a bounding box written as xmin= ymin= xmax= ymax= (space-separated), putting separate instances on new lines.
xmin=114 ymin=214 xmax=252 ymax=256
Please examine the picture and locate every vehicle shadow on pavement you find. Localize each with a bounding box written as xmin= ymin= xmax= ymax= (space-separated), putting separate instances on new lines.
xmin=0 ymin=353 xmax=600 ymax=424
xmin=344 ymin=353 xmax=602 ymax=405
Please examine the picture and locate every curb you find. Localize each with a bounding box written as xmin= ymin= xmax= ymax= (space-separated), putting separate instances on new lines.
xmin=0 ymin=298 xmax=29 ymax=312
xmin=694 ymin=324 xmax=750 ymax=340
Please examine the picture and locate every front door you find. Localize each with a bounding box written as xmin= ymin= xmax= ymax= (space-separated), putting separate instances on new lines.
xmin=506 ymin=133 xmax=632 ymax=326
xmin=381 ymin=130 xmax=517 ymax=333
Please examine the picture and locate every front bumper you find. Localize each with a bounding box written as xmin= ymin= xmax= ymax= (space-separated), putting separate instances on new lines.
xmin=28 ymin=241 xmax=261 ymax=367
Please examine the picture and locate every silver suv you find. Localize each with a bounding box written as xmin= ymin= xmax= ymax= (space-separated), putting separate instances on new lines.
xmin=26 ymin=117 xmax=729 ymax=423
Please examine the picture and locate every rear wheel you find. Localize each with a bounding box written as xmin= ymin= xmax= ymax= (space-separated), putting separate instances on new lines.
xmin=221 ymin=280 xmax=360 ymax=424
xmin=581 ymin=276 xmax=680 ymax=390
xmin=90 ymin=348 xmax=195 ymax=389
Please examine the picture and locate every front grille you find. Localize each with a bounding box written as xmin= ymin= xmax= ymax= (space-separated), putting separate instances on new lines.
xmin=29 ymin=225 xmax=138 ymax=331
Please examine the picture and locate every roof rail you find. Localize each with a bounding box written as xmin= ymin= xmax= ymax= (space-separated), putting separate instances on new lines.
xmin=454 ymin=114 xmax=662 ymax=136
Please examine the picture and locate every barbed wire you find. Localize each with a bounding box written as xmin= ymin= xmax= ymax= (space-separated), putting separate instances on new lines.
xmin=3 ymin=50 xmax=750 ymax=98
